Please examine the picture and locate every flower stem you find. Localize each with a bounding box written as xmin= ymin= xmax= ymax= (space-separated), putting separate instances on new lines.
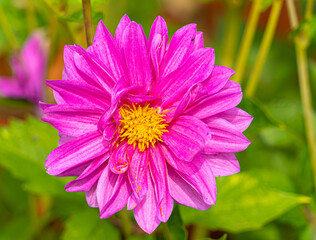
xmin=221 ymin=1 xmax=242 ymax=68
xmin=26 ymin=0 xmax=37 ymax=32
xmin=82 ymin=0 xmax=93 ymax=47
xmin=245 ymin=0 xmax=283 ymax=97
xmin=233 ymin=0 xmax=263 ymax=84
xmin=286 ymin=0 xmax=316 ymax=195
xmin=163 ymin=222 xmax=173 ymax=240
xmin=305 ymin=0 xmax=314 ymax=19
xmin=0 ymin=4 xmax=18 ymax=50
xmin=118 ymin=208 xmax=132 ymax=238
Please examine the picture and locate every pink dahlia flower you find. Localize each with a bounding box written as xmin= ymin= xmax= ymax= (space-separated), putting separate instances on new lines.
xmin=0 ymin=32 xmax=47 ymax=103
xmin=41 ymin=15 xmax=252 ymax=233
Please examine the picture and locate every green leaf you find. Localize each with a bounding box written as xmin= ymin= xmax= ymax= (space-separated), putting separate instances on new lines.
xmin=165 ymin=204 xmax=187 ymax=240
xmin=180 ymin=170 xmax=310 ymax=233
xmin=0 ymin=216 xmax=34 ymax=240
xmin=0 ymin=116 xmax=78 ymax=199
xmin=62 ymin=208 xmax=120 ymax=240
xmin=237 ymin=97 xmax=280 ymax=137
xmin=200 ymin=234 xmax=227 ymax=240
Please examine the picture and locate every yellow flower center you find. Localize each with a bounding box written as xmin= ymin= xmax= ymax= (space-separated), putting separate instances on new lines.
xmin=119 ymin=103 xmax=168 ymax=152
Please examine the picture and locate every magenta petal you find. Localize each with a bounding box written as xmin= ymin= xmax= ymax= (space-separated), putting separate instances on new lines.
xmin=0 ymin=77 xmax=23 ymax=98
xmin=86 ymin=183 xmax=98 ymax=207
xmin=96 ymin=164 xmax=123 ymax=209
xmin=134 ymin=171 xmax=161 ymax=234
xmin=65 ymin=154 xmax=109 ymax=192
xmin=204 ymin=153 xmax=240 ymax=177
xmin=56 ymin=160 xmax=91 ymax=177
xmin=91 ymin=20 xmax=125 ymax=82
xmin=167 ymin=166 xmax=211 ymax=210
xmin=45 ymin=131 xmax=109 ymax=175
xmin=212 ymin=107 xmax=253 ymax=132
xmin=122 ymin=22 xmax=152 ymax=91
xmin=20 ymin=33 xmax=47 ymax=102
xmin=72 ymin=45 xmax=116 ymax=94
xmin=148 ymin=16 xmax=168 ymax=54
xmin=204 ymin=118 xmax=251 ymax=154
xmin=41 ymin=105 xmax=103 ymax=136
xmin=100 ymin=176 xmax=131 ymax=218
xmin=127 ymin=194 xmax=138 ymax=210
xmin=186 ymin=80 xmax=242 ymax=119
xmin=115 ymin=14 xmax=131 ymax=51
xmin=203 ymin=65 xmax=235 ymax=95
xmin=160 ymin=48 xmax=215 ymax=106
xmin=109 ymin=144 xmax=129 ymax=174
xmin=172 ymin=83 xmax=208 ymax=120
xmin=162 ymin=115 xmax=211 ymax=161
xmin=63 ymin=46 xmax=92 ymax=85
xmin=162 ymin=145 xmax=216 ymax=205
xmin=128 ymin=148 xmax=148 ymax=201
xmin=46 ymin=80 xmax=110 ymax=109
xmin=161 ymin=24 xmax=196 ymax=77
xmin=192 ymin=31 xmax=204 ymax=51
xmin=149 ymin=147 xmax=173 ymax=222
xmin=58 ymin=132 xmax=75 ymax=146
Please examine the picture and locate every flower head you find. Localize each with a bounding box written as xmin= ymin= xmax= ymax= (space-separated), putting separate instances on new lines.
xmin=41 ymin=15 xmax=252 ymax=233
xmin=0 ymin=32 xmax=48 ymax=103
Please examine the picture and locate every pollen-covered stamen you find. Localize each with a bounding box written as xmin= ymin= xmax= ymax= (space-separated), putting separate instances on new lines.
xmin=119 ymin=103 xmax=168 ymax=152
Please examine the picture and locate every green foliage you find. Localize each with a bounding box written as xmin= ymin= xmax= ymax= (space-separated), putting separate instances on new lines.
xmin=166 ymin=204 xmax=187 ymax=240
xmin=62 ymin=208 xmax=120 ymax=240
xmin=180 ymin=170 xmax=309 ymax=233
xmin=0 ymin=116 xmax=77 ymax=199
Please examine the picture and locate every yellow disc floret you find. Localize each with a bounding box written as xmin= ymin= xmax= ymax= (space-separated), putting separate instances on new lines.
xmin=119 ymin=103 xmax=168 ymax=152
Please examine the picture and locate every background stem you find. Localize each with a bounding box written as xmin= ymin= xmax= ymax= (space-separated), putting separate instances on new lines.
xmin=245 ymin=0 xmax=283 ymax=97
xmin=233 ymin=0 xmax=263 ymax=84
xmin=286 ymin=0 xmax=316 ymax=195
xmin=82 ymin=0 xmax=93 ymax=47
xmin=221 ymin=1 xmax=242 ymax=68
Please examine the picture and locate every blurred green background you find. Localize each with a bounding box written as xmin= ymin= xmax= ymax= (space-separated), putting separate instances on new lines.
xmin=0 ymin=0 xmax=316 ymax=239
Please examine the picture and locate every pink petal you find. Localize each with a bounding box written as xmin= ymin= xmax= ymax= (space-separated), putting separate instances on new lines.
xmin=203 ymin=118 xmax=251 ymax=154
xmin=159 ymin=48 xmax=215 ymax=107
xmin=46 ymin=79 xmax=110 ymax=109
xmin=100 ymin=175 xmax=131 ymax=218
xmin=172 ymin=83 xmax=208 ymax=120
xmin=115 ymin=14 xmax=131 ymax=51
xmin=128 ymin=148 xmax=148 ymax=202
xmin=109 ymin=143 xmax=129 ymax=174
xmin=204 ymin=153 xmax=240 ymax=177
xmin=162 ymin=145 xmax=216 ymax=205
xmin=212 ymin=107 xmax=253 ymax=132
xmin=185 ymin=80 xmax=242 ymax=119
xmin=0 ymin=77 xmax=23 ymax=98
xmin=86 ymin=183 xmax=98 ymax=207
xmin=96 ymin=164 xmax=125 ymax=215
xmin=167 ymin=166 xmax=212 ymax=210
xmin=134 ymin=171 xmax=161 ymax=234
xmin=58 ymin=132 xmax=75 ymax=146
xmin=65 ymin=154 xmax=109 ymax=192
xmin=63 ymin=46 xmax=93 ymax=86
xmin=161 ymin=24 xmax=196 ymax=77
xmin=122 ymin=22 xmax=152 ymax=91
xmin=91 ymin=20 xmax=126 ymax=82
xmin=56 ymin=160 xmax=92 ymax=177
xmin=162 ymin=115 xmax=211 ymax=161
xmin=192 ymin=31 xmax=204 ymax=51
xmin=149 ymin=16 xmax=168 ymax=78
xmin=149 ymin=146 xmax=173 ymax=222
xmin=202 ymin=65 xmax=235 ymax=95
xmin=45 ymin=131 xmax=109 ymax=175
xmin=20 ymin=33 xmax=47 ymax=102
xmin=72 ymin=45 xmax=116 ymax=94
xmin=41 ymin=104 xmax=103 ymax=136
